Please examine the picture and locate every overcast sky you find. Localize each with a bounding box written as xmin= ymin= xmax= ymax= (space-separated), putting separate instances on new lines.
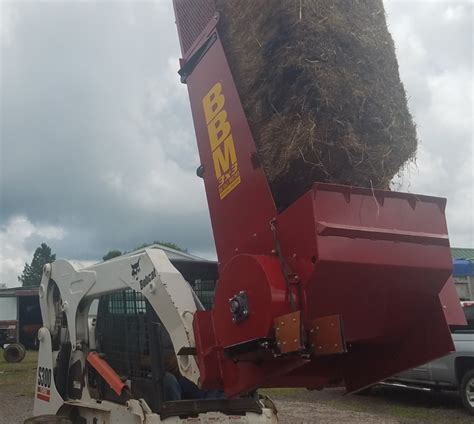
xmin=0 ymin=0 xmax=472 ymax=286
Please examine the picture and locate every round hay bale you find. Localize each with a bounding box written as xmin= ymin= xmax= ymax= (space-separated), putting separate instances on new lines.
xmin=216 ymin=0 xmax=417 ymax=207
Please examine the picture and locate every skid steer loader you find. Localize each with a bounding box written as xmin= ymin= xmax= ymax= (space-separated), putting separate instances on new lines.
xmin=28 ymin=249 xmax=277 ymax=423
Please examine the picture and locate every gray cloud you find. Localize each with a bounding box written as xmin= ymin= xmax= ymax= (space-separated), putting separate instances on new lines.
xmin=0 ymin=0 xmax=472 ymax=285
xmin=385 ymin=0 xmax=473 ymax=247
xmin=1 ymin=0 xmax=214 ymax=276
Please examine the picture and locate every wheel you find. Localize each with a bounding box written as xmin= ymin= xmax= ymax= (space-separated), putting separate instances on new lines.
xmin=354 ymin=385 xmax=374 ymax=396
xmin=3 ymin=343 xmax=26 ymax=363
xmin=24 ymin=416 xmax=72 ymax=423
xmin=460 ymin=369 xmax=474 ymax=415
xmin=18 ymin=342 xmax=26 ymax=355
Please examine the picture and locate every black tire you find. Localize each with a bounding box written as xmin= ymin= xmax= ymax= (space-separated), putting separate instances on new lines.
xmin=24 ymin=416 xmax=72 ymax=424
xmin=460 ymin=369 xmax=474 ymax=415
xmin=354 ymin=385 xmax=374 ymax=396
xmin=18 ymin=342 xmax=26 ymax=355
xmin=3 ymin=343 xmax=26 ymax=363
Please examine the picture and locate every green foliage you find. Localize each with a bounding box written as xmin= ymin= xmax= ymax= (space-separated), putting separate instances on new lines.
xmin=18 ymin=243 xmax=56 ymax=287
xmin=101 ymin=241 xmax=187 ymax=263
xmin=134 ymin=241 xmax=188 ymax=253
xmin=102 ymin=250 xmax=123 ymax=261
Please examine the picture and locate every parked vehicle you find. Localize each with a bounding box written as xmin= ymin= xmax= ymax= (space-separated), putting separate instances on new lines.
xmin=0 ymin=294 xmax=26 ymax=363
xmin=386 ymin=302 xmax=474 ymax=414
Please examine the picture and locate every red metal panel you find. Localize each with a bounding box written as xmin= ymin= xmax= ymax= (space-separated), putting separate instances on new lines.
xmin=341 ymin=294 xmax=454 ymax=392
xmin=265 ymin=355 xmax=343 ymax=390
xmin=184 ymin=31 xmax=276 ymax=266
xmin=195 ymin=183 xmax=463 ymax=394
xmin=440 ymin=276 xmax=468 ymax=325
xmin=213 ymin=255 xmax=290 ymax=347
xmin=0 ymin=320 xmax=18 ymax=342
xmin=192 ymin=310 xmax=222 ymax=389
xmin=277 ymin=184 xmax=455 ymax=341
xmin=173 ymin=0 xmax=216 ymax=57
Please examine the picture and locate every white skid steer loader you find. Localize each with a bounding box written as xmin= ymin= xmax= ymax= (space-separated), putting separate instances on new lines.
xmin=27 ymin=249 xmax=277 ymax=423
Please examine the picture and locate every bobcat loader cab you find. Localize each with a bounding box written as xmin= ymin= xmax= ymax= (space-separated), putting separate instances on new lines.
xmin=30 ymin=249 xmax=277 ymax=423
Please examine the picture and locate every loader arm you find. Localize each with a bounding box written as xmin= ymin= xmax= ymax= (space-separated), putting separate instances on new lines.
xmin=172 ymin=0 xmax=465 ymax=397
xmin=38 ymin=249 xmax=200 ymax=385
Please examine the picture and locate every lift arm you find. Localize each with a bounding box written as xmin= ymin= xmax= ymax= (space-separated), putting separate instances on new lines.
xmin=38 ymin=249 xmax=201 ymax=384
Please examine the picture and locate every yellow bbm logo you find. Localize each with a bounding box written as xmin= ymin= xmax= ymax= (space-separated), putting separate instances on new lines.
xmin=202 ymin=83 xmax=241 ymax=200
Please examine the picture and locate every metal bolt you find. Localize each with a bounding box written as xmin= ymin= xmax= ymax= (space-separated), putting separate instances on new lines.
xmin=293 ymin=318 xmax=297 ymax=322
xmin=283 ymin=341 xmax=286 ymax=345
xmin=318 ymin=346 xmax=322 ymax=350
xmin=316 ymin=326 xmax=320 ymax=330
xmin=281 ymin=321 xmax=285 ymax=325
xmin=310 ymin=329 xmax=314 ymax=334
xmin=334 ymin=344 xmax=338 ymax=348
xmin=276 ymin=327 xmax=280 ymax=331
xmin=229 ymin=299 xmax=240 ymax=313
xmin=294 ymin=339 xmax=298 ymax=343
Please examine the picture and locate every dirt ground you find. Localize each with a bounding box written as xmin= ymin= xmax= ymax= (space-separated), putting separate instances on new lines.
xmin=1 ymin=352 xmax=472 ymax=424
xmin=0 ymin=350 xmax=37 ymax=424
xmin=269 ymin=387 xmax=471 ymax=424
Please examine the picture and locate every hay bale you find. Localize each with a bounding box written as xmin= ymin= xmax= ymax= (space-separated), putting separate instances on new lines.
xmin=215 ymin=0 xmax=417 ymax=207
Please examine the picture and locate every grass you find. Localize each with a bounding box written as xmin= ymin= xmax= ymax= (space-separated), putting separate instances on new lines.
xmin=0 ymin=350 xmax=38 ymax=396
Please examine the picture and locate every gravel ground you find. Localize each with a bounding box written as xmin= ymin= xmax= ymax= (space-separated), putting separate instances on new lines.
xmin=2 ymin=388 xmax=471 ymax=424
xmin=268 ymin=386 xmax=472 ymax=424
xmin=0 ymin=393 xmax=34 ymax=424
xmin=0 ymin=351 xmax=37 ymax=424
xmin=0 ymin=391 xmax=400 ymax=424
xmin=276 ymin=399 xmax=399 ymax=424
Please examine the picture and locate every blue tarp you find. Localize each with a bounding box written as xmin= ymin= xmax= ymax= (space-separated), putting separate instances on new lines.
xmin=453 ymin=259 xmax=474 ymax=277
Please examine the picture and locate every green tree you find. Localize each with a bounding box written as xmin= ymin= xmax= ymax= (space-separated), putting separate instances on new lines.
xmin=102 ymin=250 xmax=123 ymax=261
xmin=135 ymin=240 xmax=188 ymax=253
xmin=157 ymin=241 xmax=188 ymax=253
xmin=18 ymin=243 xmax=56 ymax=287
xmin=102 ymin=241 xmax=187 ymax=262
